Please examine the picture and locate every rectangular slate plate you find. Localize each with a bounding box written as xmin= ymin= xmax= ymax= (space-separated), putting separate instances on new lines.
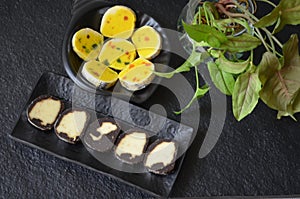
xmin=9 ymin=72 xmax=194 ymax=197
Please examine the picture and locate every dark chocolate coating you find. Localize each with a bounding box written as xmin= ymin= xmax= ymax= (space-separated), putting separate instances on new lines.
xmin=27 ymin=95 xmax=64 ymax=131
xmin=144 ymin=139 xmax=178 ymax=175
xmin=115 ymin=129 xmax=149 ymax=164
xmin=54 ymin=108 xmax=89 ymax=144
xmin=83 ymin=117 xmax=121 ymax=152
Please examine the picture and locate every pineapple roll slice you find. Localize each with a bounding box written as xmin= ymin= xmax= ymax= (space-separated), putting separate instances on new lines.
xmin=131 ymin=26 xmax=162 ymax=60
xmin=118 ymin=58 xmax=155 ymax=91
xmin=81 ymin=60 xmax=118 ymax=89
xmin=98 ymin=38 xmax=136 ymax=70
xmin=72 ymin=28 xmax=104 ymax=61
xmin=54 ymin=109 xmax=89 ymax=144
xmin=100 ymin=5 xmax=136 ymax=39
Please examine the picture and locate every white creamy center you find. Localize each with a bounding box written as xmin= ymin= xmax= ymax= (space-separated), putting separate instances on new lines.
xmin=90 ymin=122 xmax=117 ymax=141
xmin=145 ymin=142 xmax=176 ymax=168
xmin=56 ymin=111 xmax=87 ymax=139
xmin=29 ymin=99 xmax=61 ymax=126
xmin=115 ymin=132 xmax=146 ymax=158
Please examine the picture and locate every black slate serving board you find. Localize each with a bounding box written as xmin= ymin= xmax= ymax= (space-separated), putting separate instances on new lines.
xmin=9 ymin=72 xmax=194 ymax=197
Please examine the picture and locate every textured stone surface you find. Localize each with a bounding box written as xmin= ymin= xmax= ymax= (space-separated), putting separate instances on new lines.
xmin=1 ymin=0 xmax=300 ymax=198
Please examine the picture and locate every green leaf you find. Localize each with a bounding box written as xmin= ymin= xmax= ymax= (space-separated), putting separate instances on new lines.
xmin=207 ymin=61 xmax=235 ymax=95
xmin=217 ymin=54 xmax=250 ymax=74
xmin=292 ymin=91 xmax=300 ymax=113
xmin=255 ymin=0 xmax=300 ymax=33
xmin=154 ymin=50 xmax=202 ymax=78
xmin=258 ymin=52 xmax=281 ymax=85
xmin=219 ymin=33 xmax=261 ymax=52
xmin=254 ymin=7 xmax=280 ymax=28
xmin=259 ymin=34 xmax=300 ymax=118
xmin=174 ymin=84 xmax=209 ymax=115
xmin=275 ymin=0 xmax=300 ymax=33
xmin=282 ymin=34 xmax=300 ymax=67
xmin=232 ymin=72 xmax=262 ymax=121
xmin=183 ymin=22 xmax=228 ymax=48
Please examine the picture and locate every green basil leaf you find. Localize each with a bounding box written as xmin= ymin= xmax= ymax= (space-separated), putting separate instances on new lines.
xmin=154 ymin=50 xmax=202 ymax=78
xmin=217 ymin=54 xmax=250 ymax=74
xmin=232 ymin=72 xmax=262 ymax=121
xmin=259 ymin=35 xmax=300 ymax=117
xmin=282 ymin=34 xmax=300 ymax=67
xmin=255 ymin=0 xmax=300 ymax=33
xmin=207 ymin=61 xmax=235 ymax=95
xmin=274 ymin=0 xmax=300 ymax=33
xmin=219 ymin=33 xmax=261 ymax=52
xmin=183 ymin=22 xmax=228 ymax=48
xmin=254 ymin=7 xmax=280 ymax=28
xmin=258 ymin=52 xmax=281 ymax=85
xmin=292 ymin=91 xmax=300 ymax=113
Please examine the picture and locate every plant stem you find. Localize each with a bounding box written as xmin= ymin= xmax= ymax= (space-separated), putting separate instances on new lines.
xmin=256 ymin=0 xmax=276 ymax=8
xmin=233 ymin=1 xmax=283 ymax=49
xmin=203 ymin=3 xmax=211 ymax=26
xmin=254 ymin=27 xmax=271 ymax=52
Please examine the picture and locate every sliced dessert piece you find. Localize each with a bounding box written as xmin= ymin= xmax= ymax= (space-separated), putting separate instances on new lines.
xmin=115 ymin=129 xmax=149 ymax=164
xmin=27 ymin=95 xmax=64 ymax=131
xmin=131 ymin=26 xmax=162 ymax=59
xmin=98 ymin=38 xmax=136 ymax=70
xmin=100 ymin=5 xmax=136 ymax=39
xmin=118 ymin=58 xmax=155 ymax=91
xmin=54 ymin=109 xmax=89 ymax=144
xmin=83 ymin=117 xmax=121 ymax=152
xmin=144 ymin=140 xmax=178 ymax=175
xmin=72 ymin=28 xmax=104 ymax=61
xmin=81 ymin=60 xmax=118 ymax=89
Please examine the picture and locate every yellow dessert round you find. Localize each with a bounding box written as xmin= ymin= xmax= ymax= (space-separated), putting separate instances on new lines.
xmin=98 ymin=38 xmax=136 ymax=70
xmin=72 ymin=28 xmax=104 ymax=61
xmin=100 ymin=5 xmax=136 ymax=39
xmin=118 ymin=58 xmax=155 ymax=91
xmin=82 ymin=60 xmax=118 ymax=89
xmin=131 ymin=26 xmax=161 ymax=60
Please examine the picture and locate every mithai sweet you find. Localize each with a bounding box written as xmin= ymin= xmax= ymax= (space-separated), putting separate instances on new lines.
xmin=115 ymin=129 xmax=148 ymax=164
xmin=118 ymin=58 xmax=155 ymax=91
xmin=84 ymin=117 xmax=121 ymax=152
xmin=27 ymin=95 xmax=64 ymax=131
xmin=81 ymin=60 xmax=118 ymax=89
xmin=98 ymin=38 xmax=136 ymax=70
xmin=100 ymin=5 xmax=136 ymax=39
xmin=131 ymin=26 xmax=161 ymax=59
xmin=72 ymin=28 xmax=104 ymax=61
xmin=54 ymin=109 xmax=89 ymax=144
xmin=144 ymin=140 xmax=178 ymax=175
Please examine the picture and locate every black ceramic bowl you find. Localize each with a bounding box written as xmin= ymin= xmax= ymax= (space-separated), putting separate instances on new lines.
xmin=62 ymin=1 xmax=170 ymax=103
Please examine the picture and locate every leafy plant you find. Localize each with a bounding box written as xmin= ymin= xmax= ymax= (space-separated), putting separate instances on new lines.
xmin=156 ymin=0 xmax=300 ymax=120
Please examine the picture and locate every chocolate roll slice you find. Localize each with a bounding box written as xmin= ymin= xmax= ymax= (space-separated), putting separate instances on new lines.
xmin=84 ymin=117 xmax=121 ymax=152
xmin=54 ymin=109 xmax=89 ymax=144
xmin=144 ymin=140 xmax=178 ymax=175
xmin=27 ymin=95 xmax=64 ymax=130
xmin=115 ymin=129 xmax=149 ymax=164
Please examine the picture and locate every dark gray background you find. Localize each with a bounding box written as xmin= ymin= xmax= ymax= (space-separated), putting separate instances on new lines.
xmin=1 ymin=0 xmax=300 ymax=198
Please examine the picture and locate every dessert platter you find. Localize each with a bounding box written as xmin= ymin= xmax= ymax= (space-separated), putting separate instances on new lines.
xmin=9 ymin=1 xmax=193 ymax=197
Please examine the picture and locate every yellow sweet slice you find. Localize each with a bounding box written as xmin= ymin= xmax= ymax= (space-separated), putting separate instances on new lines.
xmin=98 ymin=38 xmax=136 ymax=70
xmin=72 ymin=28 xmax=104 ymax=61
xmin=82 ymin=60 xmax=118 ymax=89
xmin=100 ymin=5 xmax=136 ymax=39
xmin=118 ymin=58 xmax=155 ymax=91
xmin=131 ymin=26 xmax=162 ymax=60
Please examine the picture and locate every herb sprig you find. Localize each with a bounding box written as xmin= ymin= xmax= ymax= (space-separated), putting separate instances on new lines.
xmin=156 ymin=0 xmax=300 ymax=121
